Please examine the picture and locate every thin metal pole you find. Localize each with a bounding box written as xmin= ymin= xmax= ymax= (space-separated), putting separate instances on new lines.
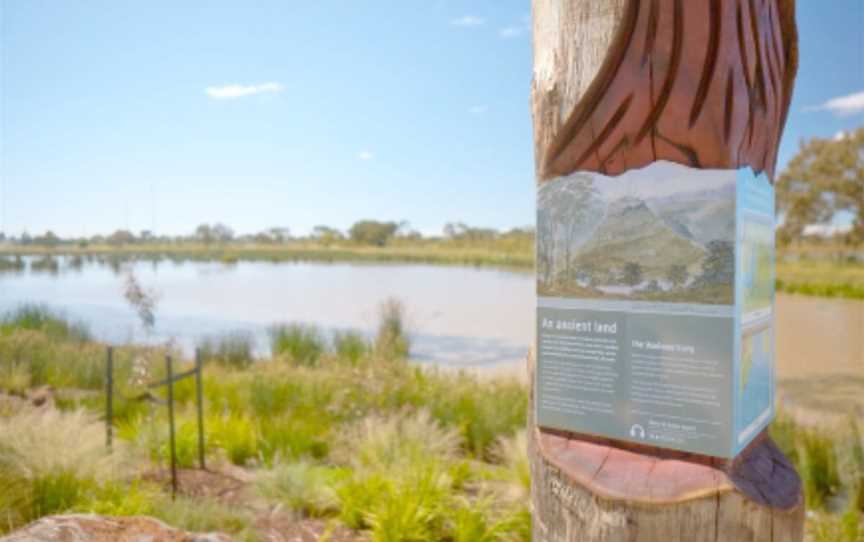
xmin=195 ymin=348 xmax=206 ymax=470
xmin=166 ymin=354 xmax=178 ymax=499
xmin=106 ymin=346 xmax=113 ymax=450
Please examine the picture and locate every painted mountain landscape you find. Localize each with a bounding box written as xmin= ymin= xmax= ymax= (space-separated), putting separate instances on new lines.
xmin=537 ymin=162 xmax=736 ymax=305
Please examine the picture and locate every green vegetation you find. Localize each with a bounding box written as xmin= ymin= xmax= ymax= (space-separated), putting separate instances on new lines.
xmin=199 ymin=331 xmax=255 ymax=369
xmin=0 ymin=305 xmax=860 ymax=539
xmin=771 ymin=413 xmax=864 ymax=541
xmin=0 ymin=221 xmax=535 ymax=270
xmin=0 ymin=305 xmax=528 ymax=540
xmin=777 ymin=127 xmax=863 ymax=247
xmin=269 ymin=324 xmax=326 ymax=366
xmin=776 ymin=258 xmax=864 ymax=300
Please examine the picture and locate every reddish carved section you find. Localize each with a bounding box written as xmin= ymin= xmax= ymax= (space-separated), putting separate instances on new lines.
xmin=539 ymin=0 xmax=797 ymax=182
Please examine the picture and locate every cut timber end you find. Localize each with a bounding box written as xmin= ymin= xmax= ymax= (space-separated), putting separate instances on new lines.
xmin=535 ymin=429 xmax=800 ymax=509
xmin=527 ymin=356 xmax=805 ymax=542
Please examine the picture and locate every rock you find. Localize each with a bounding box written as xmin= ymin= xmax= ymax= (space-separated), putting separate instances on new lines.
xmin=28 ymin=386 xmax=54 ymax=408
xmin=0 ymin=514 xmax=234 ymax=542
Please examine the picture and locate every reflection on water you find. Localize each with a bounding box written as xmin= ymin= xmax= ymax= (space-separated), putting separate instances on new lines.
xmin=0 ymin=257 xmax=534 ymax=367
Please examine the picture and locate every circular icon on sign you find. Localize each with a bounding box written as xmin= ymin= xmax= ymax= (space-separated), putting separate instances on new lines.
xmin=630 ymin=424 xmax=646 ymax=439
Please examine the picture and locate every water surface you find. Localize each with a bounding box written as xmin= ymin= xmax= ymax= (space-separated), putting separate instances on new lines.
xmin=0 ymin=257 xmax=534 ymax=367
xmin=0 ymin=257 xmax=860 ymax=379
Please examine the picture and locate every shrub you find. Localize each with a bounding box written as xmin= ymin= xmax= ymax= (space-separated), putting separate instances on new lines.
xmin=270 ymin=324 xmax=325 ymax=366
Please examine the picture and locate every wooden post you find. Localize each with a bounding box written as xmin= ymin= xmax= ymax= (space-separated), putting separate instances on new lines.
xmin=105 ymin=346 xmax=113 ymax=450
xmin=529 ymin=1 xmax=804 ymax=541
xmin=194 ymin=348 xmax=206 ymax=471
xmin=165 ymin=354 xmax=178 ymax=499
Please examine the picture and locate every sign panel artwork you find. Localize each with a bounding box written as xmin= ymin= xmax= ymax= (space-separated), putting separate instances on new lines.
xmin=536 ymin=160 xmax=775 ymax=458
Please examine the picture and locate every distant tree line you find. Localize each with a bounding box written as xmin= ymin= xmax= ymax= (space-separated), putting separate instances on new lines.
xmin=0 ymin=220 xmax=535 ymax=249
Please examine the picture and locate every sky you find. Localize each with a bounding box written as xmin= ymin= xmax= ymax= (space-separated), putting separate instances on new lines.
xmin=0 ymin=0 xmax=862 ymax=238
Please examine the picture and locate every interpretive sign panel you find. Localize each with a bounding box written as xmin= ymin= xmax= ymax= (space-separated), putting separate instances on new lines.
xmin=536 ymin=160 xmax=774 ymax=458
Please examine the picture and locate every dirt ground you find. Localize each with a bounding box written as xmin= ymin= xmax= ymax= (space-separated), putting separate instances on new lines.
xmin=143 ymin=467 xmax=363 ymax=542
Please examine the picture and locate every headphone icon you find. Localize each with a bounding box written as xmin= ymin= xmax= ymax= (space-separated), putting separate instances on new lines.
xmin=630 ymin=424 xmax=646 ymax=439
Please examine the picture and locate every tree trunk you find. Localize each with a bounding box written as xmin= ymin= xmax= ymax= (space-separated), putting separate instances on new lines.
xmin=529 ymin=1 xmax=803 ymax=540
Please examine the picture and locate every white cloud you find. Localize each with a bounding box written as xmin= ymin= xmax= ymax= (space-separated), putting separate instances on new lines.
xmin=468 ymin=105 xmax=488 ymax=115
xmin=451 ymin=15 xmax=485 ymax=27
xmin=499 ymin=26 xmax=523 ymax=39
xmin=806 ymin=90 xmax=864 ymax=116
xmin=205 ymin=82 xmax=284 ymax=100
xmin=357 ymin=151 xmax=374 ymax=161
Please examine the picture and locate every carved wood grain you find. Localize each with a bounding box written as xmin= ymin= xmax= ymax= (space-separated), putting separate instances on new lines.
xmin=532 ymin=0 xmax=798 ymax=183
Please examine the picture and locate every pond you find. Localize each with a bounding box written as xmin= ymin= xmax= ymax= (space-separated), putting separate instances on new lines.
xmin=0 ymin=257 xmax=534 ymax=368
xmin=0 ymin=256 xmax=861 ymax=378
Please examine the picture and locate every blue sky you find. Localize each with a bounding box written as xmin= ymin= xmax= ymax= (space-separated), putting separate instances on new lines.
xmin=0 ymin=1 xmax=861 ymax=238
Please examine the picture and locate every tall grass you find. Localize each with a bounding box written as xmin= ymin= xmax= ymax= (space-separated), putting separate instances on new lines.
xmin=776 ymin=259 xmax=864 ymax=300
xmin=270 ymin=324 xmax=325 ymax=366
xmin=149 ymin=497 xmax=257 ymax=541
xmin=375 ymin=298 xmax=410 ymax=360
xmin=0 ymin=305 xmax=92 ymax=343
xmin=29 ymin=302 xmax=864 ymax=540
xmin=198 ymin=331 xmax=255 ymax=369
xmin=0 ymin=409 xmax=128 ymax=533
xmin=771 ymin=411 xmax=864 ymax=517
xmin=256 ymin=461 xmax=345 ymax=517
xmin=333 ymin=330 xmax=370 ymax=365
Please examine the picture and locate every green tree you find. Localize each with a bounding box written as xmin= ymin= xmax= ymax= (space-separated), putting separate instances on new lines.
xmin=349 ymin=220 xmax=398 ymax=247
xmin=194 ymin=224 xmax=214 ymax=244
xmin=697 ymin=240 xmax=734 ymax=286
xmin=311 ymin=225 xmax=344 ymax=246
xmin=34 ymin=231 xmax=61 ymax=248
xmin=666 ymin=264 xmax=688 ymax=288
xmin=777 ymin=127 xmax=864 ymax=245
xmin=622 ymin=262 xmax=643 ymax=286
xmin=107 ymin=229 xmax=135 ymax=246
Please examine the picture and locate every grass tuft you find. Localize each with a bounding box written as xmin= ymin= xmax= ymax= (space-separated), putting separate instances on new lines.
xmin=199 ymin=331 xmax=255 ymax=369
xmin=270 ymin=324 xmax=326 ymax=366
